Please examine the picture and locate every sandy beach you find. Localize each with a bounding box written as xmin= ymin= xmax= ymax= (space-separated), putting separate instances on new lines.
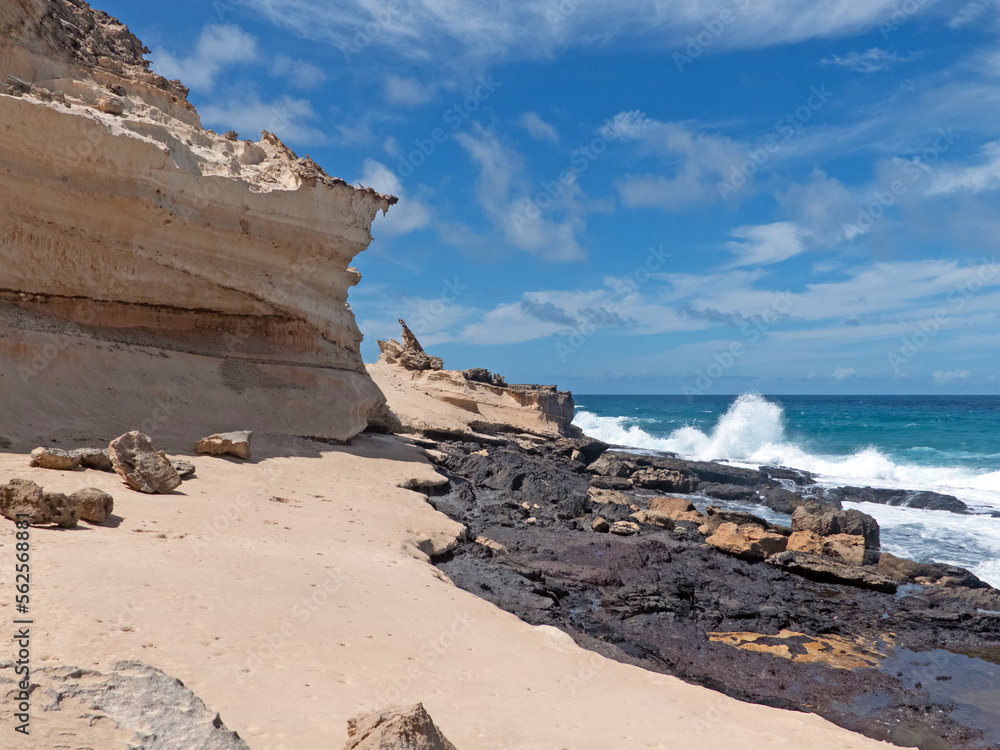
xmin=0 ymin=434 xmax=898 ymax=748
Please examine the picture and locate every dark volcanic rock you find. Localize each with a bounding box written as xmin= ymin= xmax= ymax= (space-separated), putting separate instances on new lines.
xmin=819 ymin=486 xmax=968 ymax=514
xmin=759 ymin=465 xmax=816 ymax=485
xmin=766 ymin=552 xmax=896 ymax=594
xmin=700 ymin=482 xmax=758 ymax=501
xmin=878 ymin=552 xmax=990 ymax=589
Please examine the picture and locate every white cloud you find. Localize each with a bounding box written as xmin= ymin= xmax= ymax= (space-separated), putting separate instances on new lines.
xmin=384 ymin=75 xmax=434 ymax=106
xmin=726 ymin=222 xmax=805 ymax=266
xmin=244 ymin=0 xmax=907 ymax=66
xmin=933 ymin=369 xmax=971 ymax=383
xmin=357 ymin=159 xmax=431 ymax=235
xmin=820 ymin=48 xmax=911 ymax=73
xmin=152 ymin=25 xmax=258 ymax=91
xmin=456 ymin=125 xmax=587 ymax=262
xmin=198 ymin=93 xmax=326 ymax=145
xmin=517 ymin=112 xmax=559 ymax=144
xmin=948 ymin=0 xmax=999 ymax=28
xmin=927 ymin=142 xmax=1000 ymax=195
xmin=608 ymin=112 xmax=747 ymax=210
xmin=270 ymin=55 xmax=326 ymax=89
xmin=832 ymin=366 xmax=857 ymax=381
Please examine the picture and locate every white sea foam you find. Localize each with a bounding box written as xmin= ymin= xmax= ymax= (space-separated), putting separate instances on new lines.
xmin=573 ymin=393 xmax=1000 ymax=513
xmin=574 ymin=393 xmax=1000 ymax=584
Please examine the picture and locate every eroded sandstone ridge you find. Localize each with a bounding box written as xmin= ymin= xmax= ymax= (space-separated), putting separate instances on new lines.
xmin=0 ymin=0 xmax=396 ymax=443
xmin=368 ymin=321 xmax=580 ymax=439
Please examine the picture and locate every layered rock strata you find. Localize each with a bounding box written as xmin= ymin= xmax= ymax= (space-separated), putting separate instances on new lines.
xmin=0 ymin=0 xmax=396 ymax=443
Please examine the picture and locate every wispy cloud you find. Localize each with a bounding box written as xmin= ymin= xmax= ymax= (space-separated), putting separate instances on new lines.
xmin=517 ymin=112 xmax=559 ymax=144
xmin=357 ymin=159 xmax=431 ymax=235
xmin=726 ymin=222 xmax=805 ymax=267
xmin=152 ymin=25 xmax=258 ymax=90
xmin=384 ymin=75 xmax=435 ymax=106
xmin=820 ymin=48 xmax=913 ymax=73
xmin=198 ymin=93 xmax=326 ymax=145
xmin=270 ymin=55 xmax=325 ymax=89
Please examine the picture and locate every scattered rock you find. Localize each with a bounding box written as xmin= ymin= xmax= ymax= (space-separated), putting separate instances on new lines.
xmin=630 ymin=510 xmax=676 ymax=530
xmin=96 ymin=94 xmax=125 ymax=115
xmin=463 ymin=367 xmax=507 ymax=387
xmin=345 ymin=703 xmax=458 ymax=750
xmin=69 ymin=447 xmax=114 ymax=472
xmin=591 ymin=517 xmax=610 ymax=533
xmin=705 ymin=522 xmax=787 ymax=561
xmin=766 ymin=551 xmax=897 ymax=594
xmin=791 ymin=502 xmax=880 ymax=550
xmin=586 ymin=487 xmax=633 ymax=506
xmin=0 ymin=479 xmax=49 ymax=524
xmin=44 ymin=491 xmax=81 ymax=528
xmin=609 ymin=521 xmax=640 ymax=536
xmin=786 ymin=530 xmax=867 ymax=566
xmin=194 ymin=431 xmax=253 ymax=460
xmin=647 ymin=496 xmax=707 ymax=523
xmin=170 ymin=459 xmax=196 ymax=478
xmin=525 ymin=517 xmax=537 ymax=526
xmin=109 ymin=431 xmax=181 ymax=494
xmin=70 ymin=488 xmax=114 ymax=524
xmin=30 ymin=446 xmax=82 ymax=470
xmin=474 ymin=536 xmax=509 ymax=556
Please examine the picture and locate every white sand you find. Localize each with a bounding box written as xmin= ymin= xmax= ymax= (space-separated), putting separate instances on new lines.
xmin=0 ymin=435 xmax=899 ymax=749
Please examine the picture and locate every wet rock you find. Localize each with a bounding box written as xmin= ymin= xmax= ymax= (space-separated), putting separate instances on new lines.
xmin=699 ymin=482 xmax=757 ymax=501
xmin=706 ymin=522 xmax=787 ymax=561
xmin=759 ymin=465 xmax=816 ymax=485
xmin=30 ymin=447 xmax=82 ymax=470
xmin=791 ymin=502 xmax=880 ymax=550
xmin=195 ymin=430 xmax=253 ymax=460
xmin=757 ymin=488 xmax=812 ymax=514
xmin=70 ymin=488 xmax=115 ymax=524
xmin=591 ymin=517 xmax=610 ymax=533
xmin=878 ymin=552 xmax=989 ymax=589
xmin=766 ymin=551 xmax=897 ymax=593
xmin=109 ymin=431 xmax=181 ymax=494
xmin=345 ymin=703 xmax=458 ymax=750
xmin=820 ymin=486 xmax=967 ymax=514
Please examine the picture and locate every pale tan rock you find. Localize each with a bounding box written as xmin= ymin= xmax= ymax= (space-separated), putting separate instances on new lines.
xmin=586 ymin=487 xmax=633 ymax=506
xmin=706 ymin=522 xmax=788 ymax=561
xmin=30 ymin=446 xmax=81 ymax=470
xmin=630 ymin=510 xmax=675 ymax=530
xmin=345 ymin=703 xmax=458 ymax=750
xmin=474 ymin=536 xmax=509 ymax=556
xmin=787 ymin=531 xmax=866 ymax=566
xmin=44 ymin=491 xmax=80 ymax=528
xmin=0 ymin=1 xmax=397 ymax=445
xmin=70 ymin=487 xmax=114 ymax=524
xmin=647 ymin=496 xmax=707 ymax=523
xmin=591 ymin=517 xmax=610 ymax=533
xmin=609 ymin=521 xmax=640 ymax=536
xmin=0 ymin=478 xmax=49 ymax=524
xmin=195 ymin=431 xmax=252 ymax=460
xmin=109 ymin=431 xmax=181 ymax=494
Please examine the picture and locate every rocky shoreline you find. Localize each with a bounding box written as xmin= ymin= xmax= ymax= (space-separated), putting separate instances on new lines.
xmin=413 ymin=432 xmax=1000 ymax=750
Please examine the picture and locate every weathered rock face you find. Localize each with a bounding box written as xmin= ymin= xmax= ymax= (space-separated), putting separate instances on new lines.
xmin=345 ymin=703 xmax=458 ymax=750
xmin=108 ymin=431 xmax=180 ymax=494
xmin=195 ymin=431 xmax=252 ymax=460
xmin=0 ymin=0 xmax=396 ymax=444
xmin=368 ymin=321 xmax=581 ymax=440
xmin=70 ymin=486 xmax=114 ymax=523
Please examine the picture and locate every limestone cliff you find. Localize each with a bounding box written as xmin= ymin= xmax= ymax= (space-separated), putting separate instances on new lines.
xmin=368 ymin=322 xmax=581 ymax=440
xmin=0 ymin=0 xmax=397 ymax=443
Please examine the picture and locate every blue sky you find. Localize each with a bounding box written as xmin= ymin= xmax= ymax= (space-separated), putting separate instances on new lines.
xmin=99 ymin=0 xmax=1000 ymax=394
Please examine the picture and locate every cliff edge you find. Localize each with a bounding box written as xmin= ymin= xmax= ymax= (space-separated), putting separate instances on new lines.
xmin=0 ymin=0 xmax=396 ymax=444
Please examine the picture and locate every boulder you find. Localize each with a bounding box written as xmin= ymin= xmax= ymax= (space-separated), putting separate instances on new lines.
xmin=700 ymin=506 xmax=774 ymax=536
xmin=647 ymin=496 xmax=706 ymax=523
xmin=44 ymin=492 xmax=80 ymax=528
xmin=609 ymin=521 xmax=640 ymax=536
xmin=30 ymin=447 xmax=82 ymax=470
xmin=631 ymin=468 xmax=698 ymax=494
xmin=629 ymin=510 xmax=675 ymax=530
xmin=705 ymin=522 xmax=787 ymax=561
xmin=588 ymin=476 xmax=632 ymax=491
xmin=96 ymin=94 xmax=124 ymax=115
xmin=877 ymin=552 xmax=989 ymax=589
xmin=0 ymin=479 xmax=49 ymax=524
xmin=345 ymin=703 xmax=458 ymax=750
xmin=587 ymin=452 xmax=638 ymax=478
xmin=70 ymin=488 xmax=115 ymax=524
xmin=791 ymin=502 xmax=880 ymax=550
xmin=786 ymin=530 xmax=867 ymax=566
xmin=109 ymin=431 xmax=181 ymax=494
xmin=700 ymin=482 xmax=757 ymax=501
xmin=586 ymin=487 xmax=633 ymax=506
xmin=171 ymin=458 xmax=197 ymax=478
xmin=766 ymin=551 xmax=897 ymax=594
xmin=591 ymin=517 xmax=610 ymax=533
xmin=68 ymin=448 xmax=114 ymax=472
xmin=756 ymin=488 xmax=813 ymax=514
xmin=195 ymin=431 xmax=253 ymax=460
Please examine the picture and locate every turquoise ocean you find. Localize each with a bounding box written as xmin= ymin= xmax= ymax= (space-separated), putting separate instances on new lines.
xmin=573 ymin=394 xmax=1000 ymax=588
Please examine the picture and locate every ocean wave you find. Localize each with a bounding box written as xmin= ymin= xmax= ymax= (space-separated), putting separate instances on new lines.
xmin=573 ymin=394 xmax=1000 ymax=511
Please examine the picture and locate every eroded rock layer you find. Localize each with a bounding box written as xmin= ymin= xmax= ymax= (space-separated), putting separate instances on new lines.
xmin=0 ymin=0 xmax=396 ymax=443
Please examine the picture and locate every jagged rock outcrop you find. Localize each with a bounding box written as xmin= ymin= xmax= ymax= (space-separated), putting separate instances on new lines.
xmin=108 ymin=431 xmax=180 ymax=494
xmin=368 ymin=321 xmax=581 ymax=439
xmin=0 ymin=0 xmax=396 ymax=444
xmin=0 ymin=660 xmax=249 ymax=749
xmin=195 ymin=431 xmax=252 ymax=460
xmin=345 ymin=703 xmax=458 ymax=750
